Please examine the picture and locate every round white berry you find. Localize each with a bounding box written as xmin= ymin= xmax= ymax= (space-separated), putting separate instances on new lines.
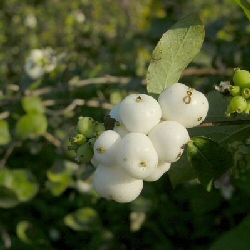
xmin=116 ymin=132 xmax=158 ymax=179
xmin=93 ymin=165 xmax=143 ymax=203
xmin=148 ymin=121 xmax=190 ymax=163
xmin=119 ymin=94 xmax=162 ymax=134
xmin=158 ymin=83 xmax=209 ymax=128
xmin=93 ymin=130 xmax=121 ymax=166
xmin=144 ymin=162 xmax=171 ymax=182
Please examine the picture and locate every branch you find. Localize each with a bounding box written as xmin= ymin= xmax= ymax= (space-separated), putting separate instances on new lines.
xmin=199 ymin=119 xmax=250 ymax=127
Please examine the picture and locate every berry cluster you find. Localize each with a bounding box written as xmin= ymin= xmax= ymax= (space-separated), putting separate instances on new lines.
xmin=226 ymin=69 xmax=250 ymax=116
xmin=68 ymin=117 xmax=105 ymax=163
xmin=69 ymin=83 xmax=209 ymax=203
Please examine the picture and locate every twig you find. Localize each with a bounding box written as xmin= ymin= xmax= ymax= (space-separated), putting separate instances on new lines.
xmin=1 ymin=229 xmax=11 ymax=249
xmin=0 ymin=141 xmax=21 ymax=168
xmin=43 ymin=133 xmax=61 ymax=147
xmin=0 ymin=111 xmax=10 ymax=120
xmin=44 ymin=98 xmax=113 ymax=115
xmin=199 ymin=120 xmax=250 ymax=127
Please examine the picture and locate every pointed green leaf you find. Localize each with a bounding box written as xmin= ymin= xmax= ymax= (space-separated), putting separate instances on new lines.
xmin=64 ymin=207 xmax=101 ymax=231
xmin=146 ymin=14 xmax=205 ymax=94
xmin=187 ymin=137 xmax=233 ymax=191
xmin=0 ymin=120 xmax=11 ymax=145
xmin=235 ymin=0 xmax=250 ymax=21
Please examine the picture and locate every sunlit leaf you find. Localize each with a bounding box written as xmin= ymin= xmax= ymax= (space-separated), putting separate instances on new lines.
xmin=0 ymin=120 xmax=11 ymax=145
xmin=187 ymin=137 xmax=233 ymax=191
xmin=11 ymin=169 xmax=39 ymax=202
xmin=64 ymin=207 xmax=101 ymax=231
xmin=16 ymin=113 xmax=48 ymax=139
xmin=16 ymin=221 xmax=49 ymax=245
xmin=146 ymin=14 xmax=205 ymax=94
xmin=22 ymin=96 xmax=45 ymax=114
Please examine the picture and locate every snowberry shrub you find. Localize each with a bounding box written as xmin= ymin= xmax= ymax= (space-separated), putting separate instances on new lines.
xmin=93 ymin=130 xmax=121 ymax=167
xmin=119 ymin=94 xmax=162 ymax=134
xmin=93 ymin=164 xmax=143 ymax=203
xmin=148 ymin=121 xmax=190 ymax=163
xmin=116 ymin=132 xmax=158 ymax=179
xmin=158 ymin=83 xmax=209 ymax=128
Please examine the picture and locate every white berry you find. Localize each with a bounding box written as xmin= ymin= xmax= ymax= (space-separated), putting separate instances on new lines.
xmin=144 ymin=161 xmax=171 ymax=182
xmin=116 ymin=132 xmax=158 ymax=179
xmin=93 ymin=130 xmax=121 ymax=167
xmin=148 ymin=121 xmax=190 ymax=163
xmin=158 ymin=83 xmax=209 ymax=128
xmin=119 ymin=94 xmax=162 ymax=134
xmin=93 ymin=165 xmax=143 ymax=203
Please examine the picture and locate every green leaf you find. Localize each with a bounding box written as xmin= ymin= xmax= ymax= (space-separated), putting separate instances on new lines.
xmin=16 ymin=113 xmax=48 ymax=139
xmin=11 ymin=169 xmax=39 ymax=202
xmin=64 ymin=207 xmax=101 ymax=231
xmin=22 ymin=96 xmax=45 ymax=114
xmin=47 ymin=160 xmax=78 ymax=183
xmin=235 ymin=0 xmax=250 ymax=21
xmin=0 ymin=120 xmax=11 ymax=145
xmin=187 ymin=137 xmax=233 ymax=191
xmin=168 ymin=152 xmax=197 ymax=187
xmin=0 ymin=186 xmax=19 ymax=208
xmin=209 ymin=214 xmax=250 ymax=250
xmin=16 ymin=221 xmax=49 ymax=245
xmin=146 ymin=14 xmax=205 ymax=94
xmin=46 ymin=180 xmax=69 ymax=196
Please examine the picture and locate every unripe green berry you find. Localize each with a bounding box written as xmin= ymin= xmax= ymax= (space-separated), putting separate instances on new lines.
xmin=72 ymin=134 xmax=86 ymax=145
xmin=233 ymin=69 xmax=250 ymax=89
xmin=227 ymin=96 xmax=247 ymax=115
xmin=76 ymin=142 xmax=94 ymax=163
xmin=94 ymin=122 xmax=105 ymax=133
xmin=242 ymin=88 xmax=250 ymax=99
xmin=229 ymin=85 xmax=241 ymax=96
xmin=77 ymin=117 xmax=95 ymax=138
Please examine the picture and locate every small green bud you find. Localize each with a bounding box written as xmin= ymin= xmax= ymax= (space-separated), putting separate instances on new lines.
xmin=233 ymin=69 xmax=250 ymax=89
xmin=226 ymin=96 xmax=247 ymax=116
xmin=242 ymin=88 xmax=250 ymax=99
xmin=73 ymin=134 xmax=86 ymax=145
xmin=229 ymin=85 xmax=241 ymax=96
xmin=77 ymin=117 xmax=95 ymax=138
xmin=76 ymin=142 xmax=94 ymax=163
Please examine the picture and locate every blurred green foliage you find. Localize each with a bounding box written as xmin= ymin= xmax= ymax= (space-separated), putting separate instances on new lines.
xmin=1 ymin=0 xmax=250 ymax=249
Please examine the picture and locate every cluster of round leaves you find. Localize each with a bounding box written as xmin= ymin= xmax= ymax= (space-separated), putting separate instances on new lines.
xmin=226 ymin=69 xmax=250 ymax=116
xmin=69 ymin=83 xmax=209 ymax=203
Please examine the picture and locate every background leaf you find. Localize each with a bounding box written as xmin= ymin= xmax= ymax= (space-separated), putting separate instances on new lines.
xmin=0 ymin=120 xmax=11 ymax=145
xmin=235 ymin=0 xmax=250 ymax=21
xmin=22 ymin=96 xmax=45 ymax=114
xmin=187 ymin=137 xmax=233 ymax=191
xmin=64 ymin=207 xmax=102 ymax=231
xmin=209 ymin=214 xmax=250 ymax=250
xmin=146 ymin=13 xmax=205 ymax=94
